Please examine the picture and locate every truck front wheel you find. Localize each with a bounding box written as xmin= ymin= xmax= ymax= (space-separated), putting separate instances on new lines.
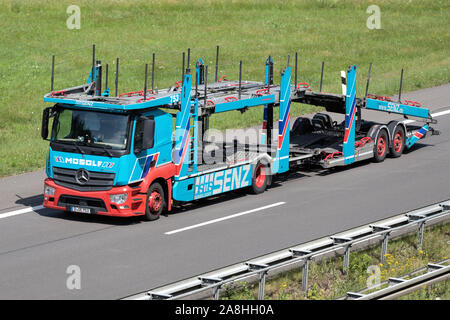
xmin=144 ymin=182 xmax=165 ymax=221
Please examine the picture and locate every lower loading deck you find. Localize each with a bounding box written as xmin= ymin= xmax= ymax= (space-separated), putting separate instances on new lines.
xmin=289 ymin=116 xmax=429 ymax=168
xmin=183 ymin=115 xmax=428 ymax=181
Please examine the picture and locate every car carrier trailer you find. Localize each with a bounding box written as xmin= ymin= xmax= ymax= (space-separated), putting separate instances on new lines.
xmin=41 ymin=48 xmax=437 ymax=220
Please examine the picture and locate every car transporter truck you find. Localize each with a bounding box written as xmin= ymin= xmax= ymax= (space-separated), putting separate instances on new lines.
xmin=41 ymin=47 xmax=437 ymax=220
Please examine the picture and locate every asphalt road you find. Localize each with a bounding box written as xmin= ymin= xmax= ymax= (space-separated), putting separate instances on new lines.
xmin=0 ymin=84 xmax=449 ymax=299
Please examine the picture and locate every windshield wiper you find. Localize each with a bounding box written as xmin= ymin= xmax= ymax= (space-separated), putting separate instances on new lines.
xmin=73 ymin=141 xmax=86 ymax=155
xmin=92 ymin=143 xmax=114 ymax=157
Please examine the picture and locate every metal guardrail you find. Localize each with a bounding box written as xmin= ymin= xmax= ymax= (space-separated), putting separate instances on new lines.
xmin=346 ymin=259 xmax=449 ymax=300
xmin=124 ymin=199 xmax=450 ymax=300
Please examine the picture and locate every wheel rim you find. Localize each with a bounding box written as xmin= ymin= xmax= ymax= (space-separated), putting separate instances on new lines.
xmin=393 ymin=131 xmax=403 ymax=153
xmin=377 ymin=135 xmax=386 ymax=157
xmin=148 ymin=191 xmax=162 ymax=213
xmin=254 ymin=164 xmax=266 ymax=189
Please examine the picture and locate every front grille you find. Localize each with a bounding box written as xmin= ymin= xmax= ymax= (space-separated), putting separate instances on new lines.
xmin=53 ymin=167 xmax=115 ymax=191
xmin=58 ymin=195 xmax=107 ymax=211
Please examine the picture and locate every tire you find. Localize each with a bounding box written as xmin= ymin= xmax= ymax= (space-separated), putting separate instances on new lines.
xmin=390 ymin=125 xmax=405 ymax=158
xmin=250 ymin=160 xmax=270 ymax=194
xmin=144 ymin=182 xmax=165 ymax=221
xmin=373 ymin=129 xmax=389 ymax=163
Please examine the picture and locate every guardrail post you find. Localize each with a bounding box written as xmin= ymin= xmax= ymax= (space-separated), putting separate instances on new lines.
xmin=247 ymin=263 xmax=269 ymax=300
xmin=407 ymin=213 xmax=427 ymax=251
xmin=291 ymin=249 xmax=312 ymax=294
xmin=302 ymin=258 xmax=310 ymax=293
xmin=417 ymin=221 xmax=425 ymax=251
xmin=332 ymin=236 xmax=352 ymax=275
xmin=371 ymin=225 xmax=391 ymax=264
xmin=343 ymin=245 xmax=351 ymax=274
xmin=199 ymin=276 xmax=222 ymax=300
xmin=213 ymin=285 xmax=221 ymax=300
xmin=380 ymin=233 xmax=389 ymax=264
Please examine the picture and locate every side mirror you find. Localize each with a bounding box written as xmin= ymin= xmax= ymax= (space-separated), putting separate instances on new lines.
xmin=41 ymin=107 xmax=51 ymax=140
xmin=134 ymin=117 xmax=155 ymax=154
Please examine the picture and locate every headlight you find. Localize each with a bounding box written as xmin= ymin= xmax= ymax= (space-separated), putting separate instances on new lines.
xmin=110 ymin=193 xmax=127 ymax=204
xmin=44 ymin=185 xmax=55 ymax=196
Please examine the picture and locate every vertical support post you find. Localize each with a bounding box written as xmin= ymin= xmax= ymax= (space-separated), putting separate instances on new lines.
xmin=144 ymin=64 xmax=148 ymax=101
xmin=418 ymin=221 xmax=425 ymax=250
xmin=294 ymin=52 xmax=298 ymax=88
xmin=215 ymin=45 xmax=219 ymax=82
xmin=222 ymin=140 xmax=227 ymax=164
xmin=233 ymin=138 xmax=238 ymax=163
xmin=267 ymin=104 xmax=273 ymax=157
xmin=96 ymin=60 xmax=102 ymax=96
xmin=238 ymin=60 xmax=242 ymax=100
xmin=302 ymin=259 xmax=310 ymax=293
xmin=398 ymin=68 xmax=404 ymax=103
xmin=247 ymin=263 xmax=268 ymax=300
xmin=92 ymin=44 xmax=96 ymax=77
xmin=343 ymin=245 xmax=351 ymax=275
xmin=291 ymin=249 xmax=312 ymax=294
xmin=364 ymin=62 xmax=372 ymax=99
xmin=381 ymin=233 xmax=389 ymax=264
xmin=213 ymin=286 xmax=220 ymax=300
xmin=187 ymin=48 xmax=191 ymax=71
xmin=192 ymin=99 xmax=199 ymax=174
xmin=258 ymin=271 xmax=266 ymax=300
xmin=319 ymin=61 xmax=324 ymax=92
xmin=261 ymin=56 xmax=273 ymax=146
xmin=51 ymin=55 xmax=55 ymax=92
xmin=182 ymin=52 xmax=185 ymax=85
xmin=332 ymin=237 xmax=352 ymax=274
xmin=203 ymin=65 xmax=209 ymax=133
xmin=286 ymin=55 xmax=290 ymax=67
xmin=115 ymin=58 xmax=119 ymax=97
xmin=151 ymin=53 xmax=155 ymax=93
xmin=105 ymin=64 xmax=109 ymax=93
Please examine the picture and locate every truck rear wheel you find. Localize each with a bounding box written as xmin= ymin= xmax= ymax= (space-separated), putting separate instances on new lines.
xmin=390 ymin=126 xmax=405 ymax=158
xmin=144 ymin=182 xmax=165 ymax=221
xmin=373 ymin=129 xmax=389 ymax=163
xmin=250 ymin=160 xmax=270 ymax=194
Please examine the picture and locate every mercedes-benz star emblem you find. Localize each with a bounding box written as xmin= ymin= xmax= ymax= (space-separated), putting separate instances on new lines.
xmin=75 ymin=169 xmax=90 ymax=185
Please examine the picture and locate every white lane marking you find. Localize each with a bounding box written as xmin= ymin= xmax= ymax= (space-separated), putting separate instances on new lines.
xmin=165 ymin=202 xmax=286 ymax=235
xmin=0 ymin=205 xmax=44 ymax=219
xmin=404 ymin=109 xmax=450 ymax=124
xmin=431 ymin=109 xmax=450 ymax=118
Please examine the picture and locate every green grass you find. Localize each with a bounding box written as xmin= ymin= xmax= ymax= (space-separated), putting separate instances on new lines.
xmin=220 ymin=222 xmax=450 ymax=300
xmin=0 ymin=0 xmax=449 ymax=177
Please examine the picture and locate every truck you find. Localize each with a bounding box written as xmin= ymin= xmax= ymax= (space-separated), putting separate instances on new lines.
xmin=41 ymin=48 xmax=437 ymax=220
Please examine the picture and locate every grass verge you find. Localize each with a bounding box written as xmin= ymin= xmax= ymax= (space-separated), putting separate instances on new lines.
xmin=220 ymin=221 xmax=450 ymax=300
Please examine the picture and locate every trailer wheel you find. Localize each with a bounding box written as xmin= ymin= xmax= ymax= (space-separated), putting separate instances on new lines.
xmin=144 ymin=182 xmax=165 ymax=221
xmin=250 ymin=161 xmax=270 ymax=194
xmin=373 ymin=129 xmax=389 ymax=163
xmin=390 ymin=126 xmax=405 ymax=158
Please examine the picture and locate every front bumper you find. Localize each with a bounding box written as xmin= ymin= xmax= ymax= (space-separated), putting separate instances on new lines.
xmin=43 ymin=178 xmax=146 ymax=217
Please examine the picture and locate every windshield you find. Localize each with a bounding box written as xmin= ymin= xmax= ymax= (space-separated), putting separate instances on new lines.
xmin=51 ymin=109 xmax=130 ymax=150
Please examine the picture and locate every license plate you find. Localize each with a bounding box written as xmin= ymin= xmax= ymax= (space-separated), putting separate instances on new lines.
xmin=69 ymin=206 xmax=93 ymax=214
